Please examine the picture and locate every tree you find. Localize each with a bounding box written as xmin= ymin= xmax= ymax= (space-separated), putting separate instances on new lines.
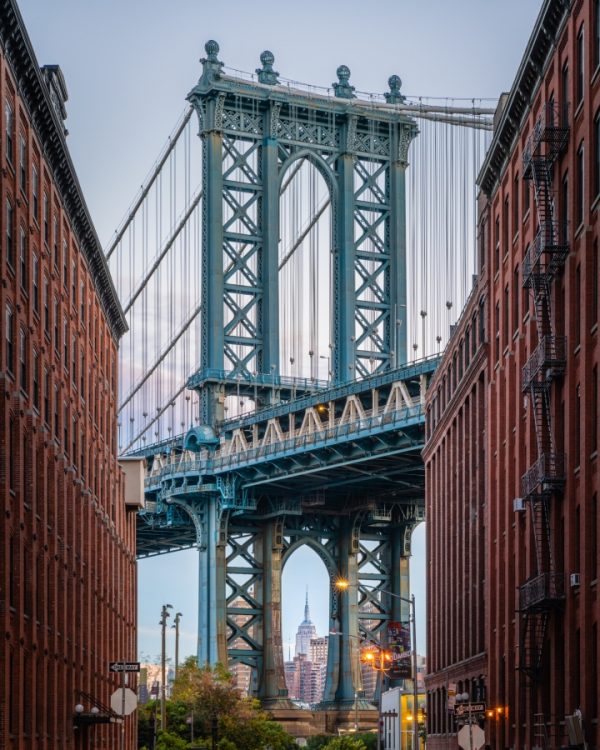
xmin=146 ymin=656 xmax=297 ymax=750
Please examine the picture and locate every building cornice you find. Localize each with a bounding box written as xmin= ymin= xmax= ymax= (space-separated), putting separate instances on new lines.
xmin=477 ymin=0 xmax=572 ymax=197
xmin=0 ymin=0 xmax=127 ymax=340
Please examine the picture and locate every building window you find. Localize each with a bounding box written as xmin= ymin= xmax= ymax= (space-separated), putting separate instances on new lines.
xmin=63 ymin=316 xmax=68 ymax=368
xmin=503 ymin=196 xmax=509 ymax=255
xmin=53 ymin=383 xmax=59 ymax=438
xmin=513 ymin=266 xmax=520 ymax=331
xmin=32 ymin=254 xmax=39 ymax=314
xmin=495 ymin=301 xmax=500 ymax=361
xmin=593 ymin=366 xmax=598 ymax=453
xmin=33 ymin=350 xmax=39 ymax=409
xmin=19 ymin=226 xmax=27 ymax=290
xmin=62 ymin=239 xmax=68 ymax=287
xmin=71 ymin=260 xmax=77 ymax=304
xmin=595 ymin=110 xmax=600 ymax=200
xmin=5 ymin=100 xmax=14 ymax=164
xmin=32 ymin=165 xmax=39 ymax=221
xmin=19 ymin=328 xmax=27 ymax=391
xmin=43 ymin=275 xmax=49 ymax=333
xmin=513 ymin=173 xmax=519 ymax=235
xmin=19 ymin=134 xmax=26 ymax=193
xmin=577 ymin=25 xmax=585 ymax=106
xmin=577 ymin=143 xmax=585 ymax=228
xmin=43 ymin=193 xmax=49 ymax=246
xmin=43 ymin=368 xmax=50 ymax=424
xmin=576 ymin=383 xmax=581 ymax=466
xmin=72 ymin=335 xmax=77 ymax=385
xmin=53 ymin=297 xmax=59 ymax=352
xmin=594 ymin=240 xmax=599 ymax=325
xmin=524 ymin=178 xmax=530 ymax=215
xmin=63 ymin=401 xmax=69 ymax=450
xmin=562 ymin=62 xmax=569 ymax=126
xmin=80 ymin=349 xmax=85 ymax=397
xmin=503 ymin=284 xmax=510 ymax=348
xmin=6 ymin=197 xmax=14 ymax=268
xmin=6 ymin=305 xmax=14 ymax=373
xmin=479 ymin=219 xmax=486 ymax=271
xmin=53 ymin=215 xmax=59 ymax=266
xmin=562 ymin=171 xmax=569 ymax=243
xmin=494 ymin=215 xmax=500 ymax=271
xmin=80 ymin=281 xmax=85 ymax=322
xmin=576 ymin=264 xmax=582 ymax=346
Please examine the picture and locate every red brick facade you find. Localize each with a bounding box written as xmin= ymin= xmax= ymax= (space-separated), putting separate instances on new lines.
xmin=0 ymin=2 xmax=136 ymax=748
xmin=425 ymin=1 xmax=600 ymax=748
xmin=423 ymin=280 xmax=488 ymax=750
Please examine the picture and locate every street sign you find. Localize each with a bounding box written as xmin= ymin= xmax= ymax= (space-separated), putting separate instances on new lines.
xmin=110 ymin=687 xmax=138 ymax=716
xmin=455 ymin=702 xmax=486 ymax=718
xmin=109 ymin=661 xmax=140 ymax=673
xmin=457 ymin=724 xmax=485 ymax=750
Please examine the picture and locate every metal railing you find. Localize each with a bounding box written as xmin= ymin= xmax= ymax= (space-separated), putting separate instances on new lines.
xmin=521 ymin=335 xmax=567 ymax=390
xmin=519 ymin=572 xmax=565 ymax=610
xmin=521 ymin=452 xmax=566 ymax=497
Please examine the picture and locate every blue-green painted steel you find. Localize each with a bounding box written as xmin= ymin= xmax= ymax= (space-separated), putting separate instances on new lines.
xmin=186 ymin=42 xmax=418 ymax=423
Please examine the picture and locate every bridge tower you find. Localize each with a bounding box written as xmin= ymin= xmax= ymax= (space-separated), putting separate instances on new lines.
xmin=187 ymin=41 xmax=417 ymax=427
xmin=141 ymin=42 xmax=425 ymax=715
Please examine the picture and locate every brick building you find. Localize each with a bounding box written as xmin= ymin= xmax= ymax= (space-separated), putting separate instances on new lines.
xmin=424 ymin=1 xmax=600 ymax=748
xmin=0 ymin=1 xmax=137 ymax=748
xmin=423 ymin=278 xmax=488 ymax=750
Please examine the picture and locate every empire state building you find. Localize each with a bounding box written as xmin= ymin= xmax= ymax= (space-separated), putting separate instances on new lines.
xmin=294 ymin=590 xmax=317 ymax=656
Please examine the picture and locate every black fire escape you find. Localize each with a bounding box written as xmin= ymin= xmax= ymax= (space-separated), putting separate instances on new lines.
xmin=519 ymin=101 xmax=569 ymax=682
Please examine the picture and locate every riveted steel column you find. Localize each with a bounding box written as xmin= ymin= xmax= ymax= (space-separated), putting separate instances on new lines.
xmin=257 ymin=520 xmax=289 ymax=706
xmin=336 ymin=137 xmax=356 ymax=383
xmin=389 ymin=524 xmax=412 ymax=690
xmin=389 ymin=124 xmax=410 ymax=367
xmin=336 ymin=517 xmax=362 ymax=704
xmin=201 ymin=96 xmax=225 ymax=425
xmin=261 ymin=110 xmax=280 ymax=381
xmin=197 ymin=496 xmax=227 ymax=665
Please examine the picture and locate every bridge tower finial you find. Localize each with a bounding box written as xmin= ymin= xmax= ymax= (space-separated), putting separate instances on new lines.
xmin=256 ymin=50 xmax=279 ymax=85
xmin=333 ymin=65 xmax=356 ymax=99
xmin=200 ymin=39 xmax=224 ymax=82
xmin=385 ymin=75 xmax=406 ymax=104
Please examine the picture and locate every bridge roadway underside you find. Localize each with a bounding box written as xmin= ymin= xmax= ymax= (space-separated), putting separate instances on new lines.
xmin=137 ymin=357 xmax=438 ymax=556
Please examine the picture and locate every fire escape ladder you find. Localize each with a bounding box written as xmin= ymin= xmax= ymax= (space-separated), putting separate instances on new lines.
xmin=518 ymin=101 xmax=569 ymax=682
xmin=519 ymin=610 xmax=549 ymax=681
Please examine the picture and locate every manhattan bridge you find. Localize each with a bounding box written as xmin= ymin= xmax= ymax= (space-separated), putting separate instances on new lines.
xmin=108 ymin=41 xmax=494 ymax=727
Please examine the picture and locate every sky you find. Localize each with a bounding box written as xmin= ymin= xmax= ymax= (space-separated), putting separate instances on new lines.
xmin=17 ymin=0 xmax=544 ymax=664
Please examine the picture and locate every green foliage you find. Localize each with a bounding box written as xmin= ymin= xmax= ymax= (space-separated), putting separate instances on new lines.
xmin=154 ymin=729 xmax=189 ymax=749
xmin=138 ymin=657 xmax=297 ymax=750
xmin=306 ymin=734 xmax=374 ymax=750
xmin=320 ymin=737 xmax=367 ymax=750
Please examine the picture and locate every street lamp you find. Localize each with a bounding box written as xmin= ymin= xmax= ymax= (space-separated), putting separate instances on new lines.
xmin=172 ymin=612 xmax=183 ymax=677
xmin=160 ymin=604 xmax=173 ymax=730
xmin=336 ymin=579 xmax=419 ymax=750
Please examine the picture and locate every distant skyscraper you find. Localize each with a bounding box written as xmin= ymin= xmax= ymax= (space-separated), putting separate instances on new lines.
xmin=294 ymin=590 xmax=317 ymax=657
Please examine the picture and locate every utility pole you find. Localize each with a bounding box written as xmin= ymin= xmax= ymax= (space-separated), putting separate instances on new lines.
xmin=160 ymin=603 xmax=173 ymax=730
xmin=173 ymin=612 xmax=183 ymax=677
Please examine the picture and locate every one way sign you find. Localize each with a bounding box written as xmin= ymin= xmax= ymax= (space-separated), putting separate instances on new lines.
xmin=109 ymin=661 xmax=140 ymax=673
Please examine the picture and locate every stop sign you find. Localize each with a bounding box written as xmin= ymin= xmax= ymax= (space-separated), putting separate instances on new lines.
xmin=457 ymin=724 xmax=485 ymax=750
xmin=110 ymin=687 xmax=138 ymax=716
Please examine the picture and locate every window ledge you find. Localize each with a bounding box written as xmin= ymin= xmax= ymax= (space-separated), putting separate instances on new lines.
xmin=574 ymin=99 xmax=584 ymax=121
xmin=574 ymin=222 xmax=586 ymax=239
xmin=591 ymin=194 xmax=600 ymax=213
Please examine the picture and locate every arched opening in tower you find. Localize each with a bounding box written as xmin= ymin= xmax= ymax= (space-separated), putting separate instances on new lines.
xmin=281 ymin=545 xmax=330 ymax=705
xmin=278 ymin=157 xmax=332 ymax=384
